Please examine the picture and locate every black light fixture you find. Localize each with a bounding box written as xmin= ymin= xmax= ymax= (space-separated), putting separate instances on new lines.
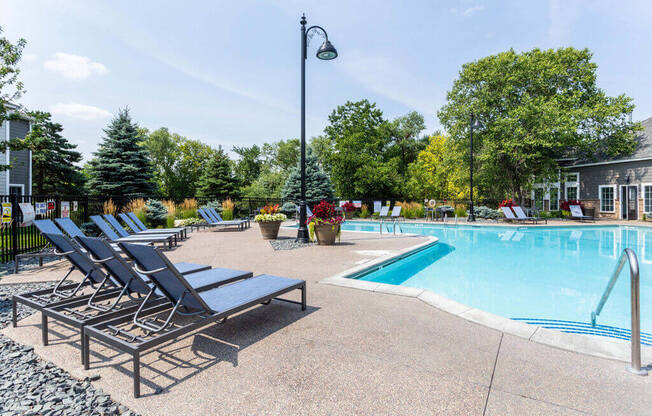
xmin=297 ymin=14 xmax=338 ymax=242
xmin=468 ymin=113 xmax=483 ymax=222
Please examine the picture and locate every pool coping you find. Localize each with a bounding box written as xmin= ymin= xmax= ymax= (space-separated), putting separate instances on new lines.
xmin=320 ymin=236 xmax=652 ymax=365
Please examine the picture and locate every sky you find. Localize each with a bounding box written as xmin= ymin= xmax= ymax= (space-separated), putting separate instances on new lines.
xmin=1 ymin=0 xmax=651 ymax=161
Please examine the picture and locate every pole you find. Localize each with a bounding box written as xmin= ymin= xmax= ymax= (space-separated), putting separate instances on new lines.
xmin=468 ymin=114 xmax=475 ymax=222
xmin=297 ymin=14 xmax=309 ymax=242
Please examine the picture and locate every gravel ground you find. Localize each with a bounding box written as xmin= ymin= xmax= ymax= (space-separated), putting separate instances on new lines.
xmin=0 ymin=255 xmax=60 ymax=278
xmin=0 ymin=283 xmax=139 ymax=416
xmin=269 ymin=237 xmax=315 ymax=250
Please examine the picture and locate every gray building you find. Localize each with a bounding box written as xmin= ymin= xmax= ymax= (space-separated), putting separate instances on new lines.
xmin=0 ymin=103 xmax=32 ymax=196
xmin=532 ymin=116 xmax=652 ymax=220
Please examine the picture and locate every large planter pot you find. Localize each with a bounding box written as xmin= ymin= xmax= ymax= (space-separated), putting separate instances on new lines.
xmin=314 ymin=223 xmax=340 ymax=245
xmin=258 ymin=221 xmax=282 ymax=239
xmin=344 ymin=211 xmax=354 ymax=219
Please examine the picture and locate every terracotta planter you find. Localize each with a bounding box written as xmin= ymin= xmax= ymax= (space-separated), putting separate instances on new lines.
xmin=314 ymin=223 xmax=340 ymax=245
xmin=344 ymin=211 xmax=354 ymax=219
xmin=258 ymin=221 xmax=282 ymax=239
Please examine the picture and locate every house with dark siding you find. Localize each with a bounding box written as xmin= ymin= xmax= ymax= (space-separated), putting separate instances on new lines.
xmin=0 ymin=103 xmax=32 ymax=196
xmin=531 ymin=116 xmax=652 ymax=220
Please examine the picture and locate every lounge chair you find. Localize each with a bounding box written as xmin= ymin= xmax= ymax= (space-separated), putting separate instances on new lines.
xmin=91 ymin=215 xmax=177 ymax=248
xmin=378 ymin=206 xmax=390 ymax=219
xmin=12 ymin=229 xmax=117 ymax=330
xmin=124 ymin=212 xmax=188 ymax=239
xmin=42 ymin=236 xmax=249 ymax=364
xmin=500 ymin=207 xmax=522 ymax=222
xmin=197 ymin=208 xmax=245 ymax=230
xmin=390 ymin=206 xmax=404 ymax=221
xmin=104 ymin=214 xmax=178 ymax=242
xmin=513 ymin=206 xmax=547 ymax=224
xmin=570 ymin=205 xmax=595 ymax=222
xmin=207 ymin=207 xmax=250 ymax=228
xmin=83 ymin=241 xmax=306 ymax=397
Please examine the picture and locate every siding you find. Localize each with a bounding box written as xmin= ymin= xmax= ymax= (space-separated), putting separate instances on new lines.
xmin=0 ymin=121 xmax=7 ymax=193
xmin=575 ymin=160 xmax=652 ymax=200
xmin=7 ymin=119 xmax=30 ymax=190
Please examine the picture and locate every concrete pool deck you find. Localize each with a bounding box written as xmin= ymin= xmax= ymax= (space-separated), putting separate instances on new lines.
xmin=3 ymin=224 xmax=652 ymax=415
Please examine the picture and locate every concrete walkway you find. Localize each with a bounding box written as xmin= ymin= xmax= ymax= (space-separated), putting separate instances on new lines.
xmin=3 ymin=225 xmax=652 ymax=415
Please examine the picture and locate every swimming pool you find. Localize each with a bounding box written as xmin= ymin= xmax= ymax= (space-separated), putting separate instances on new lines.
xmin=342 ymin=221 xmax=652 ymax=344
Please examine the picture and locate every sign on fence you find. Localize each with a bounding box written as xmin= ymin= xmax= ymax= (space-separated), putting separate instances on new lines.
xmin=47 ymin=200 xmax=55 ymax=211
xmin=35 ymin=202 xmax=47 ymax=216
xmin=18 ymin=203 xmax=35 ymax=227
xmin=353 ymin=200 xmax=362 ymax=208
xmin=2 ymin=203 xmax=12 ymax=224
xmin=72 ymin=201 xmax=78 ymax=211
xmin=61 ymin=201 xmax=70 ymax=218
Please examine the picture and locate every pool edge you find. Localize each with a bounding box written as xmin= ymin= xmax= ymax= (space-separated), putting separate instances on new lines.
xmin=319 ymin=237 xmax=652 ymax=365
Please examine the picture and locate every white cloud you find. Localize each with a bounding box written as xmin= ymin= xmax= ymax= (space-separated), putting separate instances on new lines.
xmin=450 ymin=5 xmax=485 ymax=17
xmin=49 ymin=103 xmax=112 ymax=120
xmin=44 ymin=52 xmax=108 ymax=80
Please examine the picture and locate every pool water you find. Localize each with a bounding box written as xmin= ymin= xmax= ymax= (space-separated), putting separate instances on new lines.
xmin=343 ymin=221 xmax=652 ymax=343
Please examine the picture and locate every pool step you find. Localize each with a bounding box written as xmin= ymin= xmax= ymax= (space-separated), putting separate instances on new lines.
xmin=512 ymin=318 xmax=652 ymax=346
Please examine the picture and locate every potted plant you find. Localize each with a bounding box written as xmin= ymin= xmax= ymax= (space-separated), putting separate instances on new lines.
xmin=255 ymin=204 xmax=287 ymax=239
xmin=307 ymin=201 xmax=344 ymax=245
xmin=341 ymin=201 xmax=356 ymax=219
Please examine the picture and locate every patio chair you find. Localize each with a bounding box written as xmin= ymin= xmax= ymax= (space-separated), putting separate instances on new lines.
xmin=570 ymin=205 xmax=595 ymax=222
xmin=513 ymin=206 xmax=547 ymax=224
xmin=124 ymin=212 xmax=188 ymax=239
xmin=11 ymin=230 xmax=118 ymax=330
xmin=83 ymin=241 xmax=306 ymax=397
xmin=104 ymin=214 xmax=178 ymax=242
xmin=91 ymin=215 xmax=177 ymax=248
xmin=197 ymin=208 xmax=245 ymax=230
xmin=500 ymin=207 xmax=522 ymax=222
xmin=42 ymin=236 xmax=250 ymax=364
xmin=378 ymin=206 xmax=390 ymax=219
xmin=390 ymin=205 xmax=404 ymax=221
xmin=207 ymin=207 xmax=250 ymax=228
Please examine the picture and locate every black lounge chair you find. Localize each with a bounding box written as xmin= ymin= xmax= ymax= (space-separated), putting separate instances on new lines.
xmin=197 ymin=208 xmax=245 ymax=230
xmin=122 ymin=212 xmax=188 ymax=239
xmin=83 ymin=242 xmax=306 ymax=397
xmin=12 ymin=229 xmax=117 ymax=330
xmin=103 ymin=214 xmax=178 ymax=242
xmin=91 ymin=215 xmax=177 ymax=248
xmin=207 ymin=207 xmax=250 ymax=228
xmin=55 ymin=217 xmax=126 ymax=252
xmin=42 ymin=236 xmax=248 ymax=364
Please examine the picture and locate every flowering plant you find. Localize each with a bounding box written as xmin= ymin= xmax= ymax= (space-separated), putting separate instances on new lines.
xmin=559 ymin=200 xmax=582 ymax=211
xmin=306 ymin=201 xmax=344 ymax=241
xmin=255 ymin=204 xmax=287 ymax=222
xmin=499 ymin=199 xmax=515 ymax=208
xmin=341 ymin=202 xmax=356 ymax=212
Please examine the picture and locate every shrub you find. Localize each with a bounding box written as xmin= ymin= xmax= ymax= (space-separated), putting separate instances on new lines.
xmin=397 ymin=201 xmax=424 ymax=219
xmin=280 ymin=202 xmax=297 ymax=216
xmin=560 ymin=200 xmax=582 ymax=211
xmin=474 ymin=206 xmax=500 ymax=219
xmin=255 ymin=204 xmax=287 ymax=222
xmin=177 ymin=217 xmax=203 ymax=227
xmin=145 ymin=200 xmax=168 ymax=227
xmin=360 ymin=204 xmax=370 ymax=218
xmin=341 ymin=202 xmax=356 ymax=213
xmin=122 ymin=198 xmax=146 ymax=216
xmin=179 ymin=198 xmax=197 ymax=219
xmin=103 ymin=199 xmax=117 ymax=216
xmin=80 ymin=222 xmax=100 ymax=237
xmin=200 ymin=200 xmax=221 ymax=211
xmin=454 ymin=205 xmax=467 ymax=218
xmin=499 ymin=199 xmax=515 ymax=208
xmin=162 ymin=199 xmax=176 ymax=225
xmin=221 ymin=198 xmax=235 ymax=220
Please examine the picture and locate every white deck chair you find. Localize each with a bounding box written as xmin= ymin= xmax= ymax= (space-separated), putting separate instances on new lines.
xmin=501 ymin=207 xmax=520 ymax=222
xmin=569 ymin=205 xmax=594 ymax=222
xmin=513 ymin=206 xmax=546 ymax=224
xmin=391 ymin=205 xmax=403 ymax=220
xmin=378 ymin=206 xmax=390 ymax=218
xmin=373 ymin=201 xmax=382 ymax=213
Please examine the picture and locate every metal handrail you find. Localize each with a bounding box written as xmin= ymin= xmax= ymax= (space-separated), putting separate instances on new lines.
xmin=591 ymin=248 xmax=647 ymax=375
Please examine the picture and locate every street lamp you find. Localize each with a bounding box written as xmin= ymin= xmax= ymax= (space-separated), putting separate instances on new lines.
xmin=297 ymin=14 xmax=338 ymax=242
xmin=468 ymin=113 xmax=483 ymax=222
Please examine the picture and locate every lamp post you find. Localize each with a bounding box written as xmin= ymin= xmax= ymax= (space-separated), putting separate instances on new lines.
xmin=297 ymin=14 xmax=338 ymax=242
xmin=468 ymin=113 xmax=483 ymax=222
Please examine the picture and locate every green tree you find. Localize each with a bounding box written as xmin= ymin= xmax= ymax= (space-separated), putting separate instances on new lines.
xmin=241 ymin=169 xmax=286 ymax=199
xmin=174 ymin=138 xmax=216 ymax=198
xmin=232 ymin=144 xmax=263 ymax=186
xmin=281 ymin=149 xmax=335 ymax=204
xmin=141 ymin=127 xmax=181 ymax=197
xmin=10 ymin=111 xmax=85 ymax=194
xmin=0 ymin=26 xmax=25 ymax=126
xmin=438 ymin=47 xmax=639 ymax=203
xmin=309 ymin=135 xmax=334 ymax=173
xmin=86 ymin=108 xmax=156 ymax=197
xmin=387 ymin=111 xmax=427 ymax=174
xmin=324 ymin=99 xmax=397 ymax=198
xmin=262 ymin=139 xmax=300 ymax=173
xmin=196 ymin=147 xmax=239 ymax=198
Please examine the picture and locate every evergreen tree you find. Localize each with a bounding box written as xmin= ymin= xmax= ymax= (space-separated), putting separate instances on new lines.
xmin=10 ymin=111 xmax=85 ymax=194
xmin=86 ymin=108 xmax=156 ymax=197
xmin=196 ymin=147 xmax=239 ymax=198
xmin=281 ymin=149 xmax=335 ymax=204
xmin=145 ymin=199 xmax=168 ymax=227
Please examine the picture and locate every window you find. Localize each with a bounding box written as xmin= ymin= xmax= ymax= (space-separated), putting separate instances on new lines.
xmin=644 ymin=184 xmax=652 ymax=214
xmin=550 ymin=188 xmax=559 ymax=211
xmin=565 ymin=172 xmax=579 ymax=200
xmin=9 ymin=185 xmax=23 ymax=198
xmin=566 ymin=173 xmax=579 ymax=182
xmin=599 ymin=185 xmax=616 ymax=212
xmin=534 ymin=188 xmax=544 ymax=211
xmin=566 ymin=186 xmax=578 ymax=200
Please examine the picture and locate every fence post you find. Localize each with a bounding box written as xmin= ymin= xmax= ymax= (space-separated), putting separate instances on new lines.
xmin=11 ymin=192 xmax=19 ymax=262
xmin=83 ymin=197 xmax=89 ymax=223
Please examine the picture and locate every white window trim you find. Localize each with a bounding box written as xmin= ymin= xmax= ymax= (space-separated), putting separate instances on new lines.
xmin=643 ymin=183 xmax=652 ymax=214
xmin=564 ymin=171 xmax=580 ymax=200
xmin=599 ymin=184 xmax=617 ymax=213
xmin=9 ymin=184 xmax=24 ymax=196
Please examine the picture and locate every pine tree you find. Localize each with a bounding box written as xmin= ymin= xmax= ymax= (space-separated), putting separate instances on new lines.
xmin=196 ymin=148 xmax=239 ymax=198
xmin=281 ymin=148 xmax=335 ymax=204
xmin=86 ymin=108 xmax=156 ymax=197
xmin=10 ymin=111 xmax=85 ymax=194
xmin=145 ymin=199 xmax=168 ymax=227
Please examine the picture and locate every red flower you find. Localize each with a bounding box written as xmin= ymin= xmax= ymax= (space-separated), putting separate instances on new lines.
xmin=306 ymin=200 xmax=345 ymax=225
xmin=341 ymin=202 xmax=356 ymax=212
xmin=560 ymin=200 xmax=582 ymax=211
xmin=499 ymin=199 xmax=515 ymax=208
